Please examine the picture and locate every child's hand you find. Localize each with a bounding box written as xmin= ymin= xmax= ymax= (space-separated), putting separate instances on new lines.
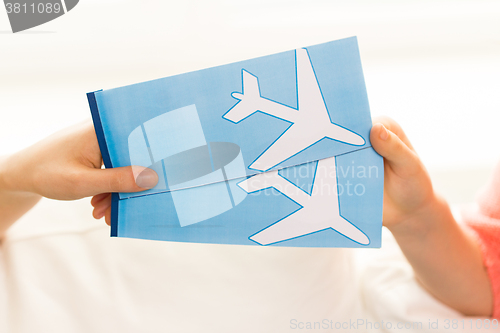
xmin=370 ymin=116 xmax=492 ymax=317
xmin=0 ymin=121 xmax=158 ymax=231
xmin=370 ymin=116 xmax=435 ymax=230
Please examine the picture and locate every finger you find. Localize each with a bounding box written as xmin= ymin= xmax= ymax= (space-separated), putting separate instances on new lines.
xmin=94 ymin=194 xmax=112 ymax=211
xmin=370 ymin=123 xmax=422 ymax=178
xmin=91 ymin=193 xmax=110 ymax=207
xmin=104 ymin=206 xmax=112 ymax=226
xmin=92 ymin=194 xmax=112 ymax=219
xmin=372 ymin=116 xmax=416 ymax=152
xmin=82 ymin=165 xmax=158 ymax=196
xmin=92 ymin=206 xmax=104 ymax=220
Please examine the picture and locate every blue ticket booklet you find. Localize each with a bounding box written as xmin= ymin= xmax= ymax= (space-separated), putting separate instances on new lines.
xmin=87 ymin=36 xmax=384 ymax=248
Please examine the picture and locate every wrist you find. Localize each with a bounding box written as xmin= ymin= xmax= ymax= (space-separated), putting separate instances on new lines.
xmin=0 ymin=154 xmax=42 ymax=238
xmin=0 ymin=155 xmax=12 ymax=192
xmin=387 ymin=193 xmax=452 ymax=239
xmin=0 ymin=154 xmax=38 ymax=197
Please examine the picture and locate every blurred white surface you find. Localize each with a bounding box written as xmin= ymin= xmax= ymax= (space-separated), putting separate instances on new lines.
xmin=2 ymin=198 xmax=367 ymax=333
xmin=1 ymin=198 xmax=494 ymax=333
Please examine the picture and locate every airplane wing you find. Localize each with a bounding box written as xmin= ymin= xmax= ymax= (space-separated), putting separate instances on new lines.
xmin=295 ymin=48 xmax=327 ymax=114
xmin=250 ymin=209 xmax=369 ymax=246
xmin=330 ymin=215 xmax=369 ymax=245
xmin=249 ymin=124 xmax=319 ymax=171
xmin=249 ymin=208 xmax=327 ymax=246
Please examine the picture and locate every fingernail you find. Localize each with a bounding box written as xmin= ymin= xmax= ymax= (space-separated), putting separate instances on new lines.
xmin=379 ymin=124 xmax=389 ymax=141
xmin=135 ymin=168 xmax=159 ymax=189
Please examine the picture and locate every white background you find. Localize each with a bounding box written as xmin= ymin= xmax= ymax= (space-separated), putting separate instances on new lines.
xmin=1 ymin=0 xmax=499 ymax=203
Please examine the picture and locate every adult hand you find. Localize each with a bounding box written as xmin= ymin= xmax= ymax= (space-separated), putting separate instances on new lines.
xmin=0 ymin=121 xmax=158 ymax=232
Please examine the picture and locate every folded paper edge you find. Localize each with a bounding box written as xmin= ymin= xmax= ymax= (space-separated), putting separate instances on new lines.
xmin=87 ymin=91 xmax=112 ymax=168
xmin=88 ymin=90 xmax=120 ymax=237
xmin=113 ymin=145 xmax=375 ymax=201
xmin=110 ymin=193 xmax=119 ymax=237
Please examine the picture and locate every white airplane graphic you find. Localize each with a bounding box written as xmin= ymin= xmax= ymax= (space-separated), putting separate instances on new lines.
xmin=238 ymin=157 xmax=369 ymax=245
xmin=224 ymin=47 xmax=369 ymax=245
xmin=223 ymin=48 xmax=365 ymax=172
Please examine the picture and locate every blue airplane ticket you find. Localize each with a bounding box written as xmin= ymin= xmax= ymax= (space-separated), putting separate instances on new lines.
xmin=87 ymin=36 xmax=384 ymax=248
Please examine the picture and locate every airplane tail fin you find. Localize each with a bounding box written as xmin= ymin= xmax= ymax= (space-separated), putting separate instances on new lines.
xmin=222 ymin=70 xmax=261 ymax=123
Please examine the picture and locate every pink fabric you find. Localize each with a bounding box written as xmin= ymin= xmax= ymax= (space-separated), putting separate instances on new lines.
xmin=462 ymin=162 xmax=500 ymax=319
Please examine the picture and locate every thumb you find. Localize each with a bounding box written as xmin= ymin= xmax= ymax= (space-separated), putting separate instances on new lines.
xmin=83 ymin=165 xmax=159 ymax=195
xmin=370 ymin=123 xmax=421 ymax=178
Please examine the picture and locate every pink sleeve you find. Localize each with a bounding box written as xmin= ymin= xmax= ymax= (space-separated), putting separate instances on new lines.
xmin=462 ymin=162 xmax=500 ymax=319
